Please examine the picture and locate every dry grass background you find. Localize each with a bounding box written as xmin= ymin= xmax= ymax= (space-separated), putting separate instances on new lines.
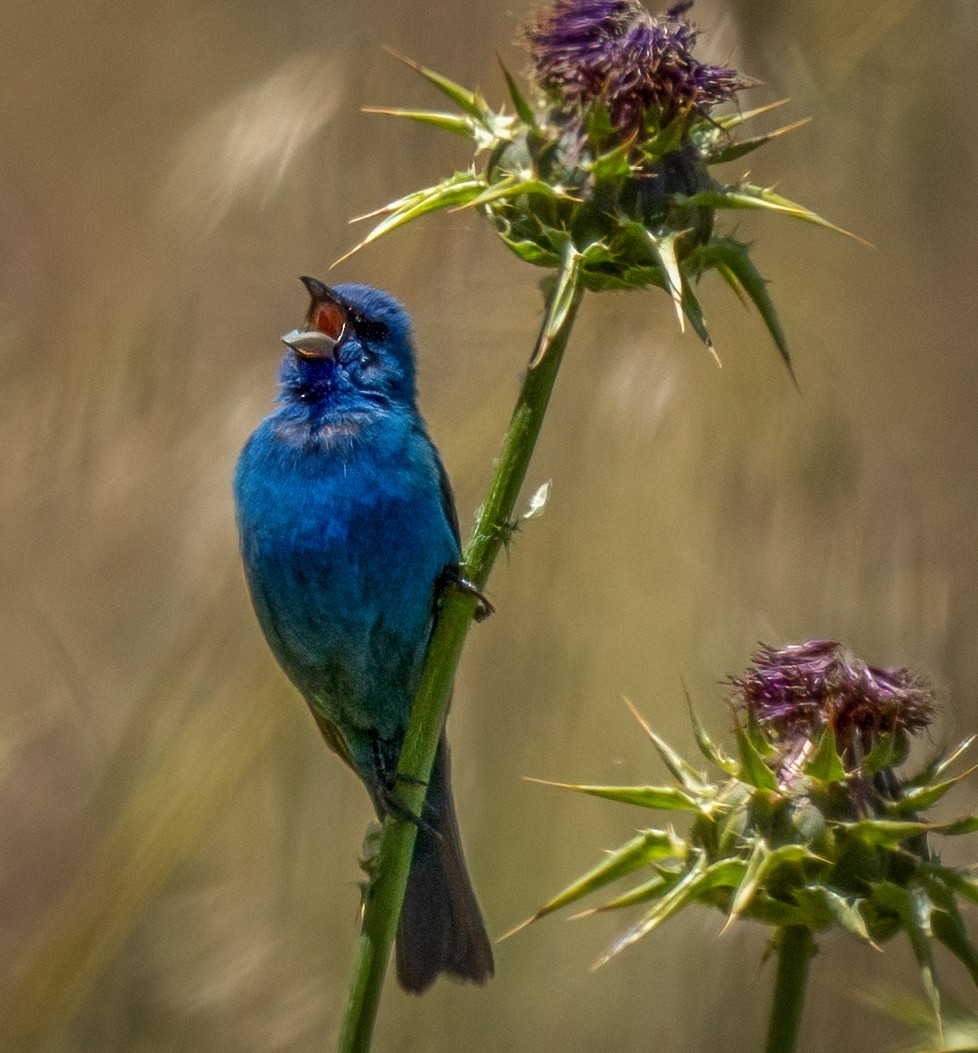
xmin=2 ymin=1 xmax=977 ymax=1050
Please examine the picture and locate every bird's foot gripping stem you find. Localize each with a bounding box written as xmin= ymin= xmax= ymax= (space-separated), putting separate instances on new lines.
xmin=442 ymin=567 xmax=494 ymax=622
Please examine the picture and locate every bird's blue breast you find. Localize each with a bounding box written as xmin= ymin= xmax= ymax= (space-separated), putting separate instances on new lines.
xmin=233 ymin=404 xmax=459 ymax=745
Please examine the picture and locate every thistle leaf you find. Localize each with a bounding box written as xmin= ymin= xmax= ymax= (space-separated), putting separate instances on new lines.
xmin=933 ymin=736 xmax=977 ymax=780
xmin=903 ymin=889 xmax=944 ymax=1036
xmin=623 ymin=696 xmax=709 ymax=791
xmin=335 ymin=174 xmax=486 ymax=264
xmin=803 ymin=730 xmax=847 ymax=784
xmin=505 ymin=828 xmax=683 ymax=934
xmin=577 ymin=873 xmax=671 ymax=914
xmin=905 ymin=736 xmax=976 ymax=788
xmin=363 ymin=107 xmax=477 ymax=139
xmin=725 ymin=840 xmax=770 ymax=924
xmin=793 ymin=886 xmax=875 ymax=944
xmin=931 ymin=907 xmax=978 ymax=988
xmin=498 ymin=231 xmax=562 ymax=267
xmin=385 ymin=48 xmax=489 ymax=121
xmin=685 ymin=185 xmax=870 ymax=245
xmin=584 ymin=142 xmax=634 ymax=180
xmin=596 ymin=853 xmax=709 ymax=964
xmin=925 ymin=866 xmax=978 ymax=906
xmin=680 ymin=282 xmax=717 ymax=362
xmin=921 ymin=869 xmax=978 ymax=989
xmin=862 ymin=733 xmax=904 ymax=778
xmin=697 ymin=238 xmax=792 ymax=375
xmin=530 ymin=239 xmax=583 ymax=368
xmin=497 ymin=57 xmax=535 ymax=125
xmin=451 ymin=176 xmax=569 ymax=212
xmin=710 ymin=99 xmax=790 ymax=132
xmin=936 ymin=815 xmax=978 ymax=836
xmin=644 ymin=231 xmax=685 ymax=332
xmin=640 ymin=112 xmax=689 ymax=164
xmin=524 ymin=778 xmax=701 ymax=812
xmin=843 ymin=818 xmax=931 ymax=848
xmin=725 ymin=843 xmax=818 ymax=929
xmin=687 ymin=699 xmax=738 ymax=775
xmin=888 ymin=767 xmax=978 ymax=815
xmin=734 ymin=719 xmax=778 ymax=791
xmin=704 ymin=118 xmax=811 ymax=165
xmin=712 ymin=259 xmax=750 ymax=307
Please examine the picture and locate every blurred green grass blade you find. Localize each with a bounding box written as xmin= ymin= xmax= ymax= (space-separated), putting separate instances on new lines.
xmin=0 ymin=640 xmax=286 ymax=1048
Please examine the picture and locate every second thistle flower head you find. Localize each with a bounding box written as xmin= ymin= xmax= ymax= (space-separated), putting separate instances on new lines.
xmin=732 ymin=641 xmax=935 ymax=779
xmin=520 ymin=642 xmax=978 ymax=1006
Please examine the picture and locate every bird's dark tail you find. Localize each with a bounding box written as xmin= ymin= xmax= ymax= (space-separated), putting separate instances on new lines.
xmin=395 ymin=736 xmax=494 ymax=994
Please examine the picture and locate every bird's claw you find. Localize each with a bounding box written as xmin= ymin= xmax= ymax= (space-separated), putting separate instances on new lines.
xmin=379 ymin=784 xmax=442 ymax=840
xmin=445 ymin=569 xmax=494 ymax=622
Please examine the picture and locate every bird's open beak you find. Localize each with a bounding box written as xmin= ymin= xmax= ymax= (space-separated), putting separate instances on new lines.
xmin=281 ymin=329 xmax=340 ymax=359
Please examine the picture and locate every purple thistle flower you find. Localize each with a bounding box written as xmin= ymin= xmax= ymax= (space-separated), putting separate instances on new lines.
xmin=731 ymin=641 xmax=934 ymax=743
xmin=528 ymin=0 xmax=748 ymax=132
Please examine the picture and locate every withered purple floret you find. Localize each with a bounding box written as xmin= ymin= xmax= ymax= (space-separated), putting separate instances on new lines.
xmin=731 ymin=640 xmax=934 ymax=760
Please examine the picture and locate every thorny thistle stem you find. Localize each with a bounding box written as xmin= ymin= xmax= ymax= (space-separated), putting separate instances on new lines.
xmin=766 ymin=925 xmax=816 ymax=1053
xmin=336 ymin=250 xmax=584 ymax=1053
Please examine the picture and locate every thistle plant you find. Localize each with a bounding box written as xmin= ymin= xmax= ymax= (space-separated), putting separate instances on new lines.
xmin=345 ymin=0 xmax=861 ymax=364
xmin=520 ymin=643 xmax=978 ymax=1053
xmin=335 ymin=5 xmax=858 ymax=1050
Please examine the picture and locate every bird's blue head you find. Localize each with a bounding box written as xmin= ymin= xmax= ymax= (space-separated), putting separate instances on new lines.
xmin=277 ymin=279 xmax=417 ymax=411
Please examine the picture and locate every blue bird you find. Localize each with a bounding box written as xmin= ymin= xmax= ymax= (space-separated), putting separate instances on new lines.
xmin=233 ymin=277 xmax=493 ymax=993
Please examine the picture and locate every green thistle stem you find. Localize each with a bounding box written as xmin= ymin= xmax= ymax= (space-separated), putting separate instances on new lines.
xmin=765 ymin=925 xmax=816 ymax=1053
xmin=336 ymin=256 xmax=585 ymax=1053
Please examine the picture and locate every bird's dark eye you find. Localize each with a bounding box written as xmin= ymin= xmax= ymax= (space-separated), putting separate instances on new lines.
xmin=311 ymin=299 xmax=348 ymax=343
xmin=352 ymin=316 xmax=389 ymax=343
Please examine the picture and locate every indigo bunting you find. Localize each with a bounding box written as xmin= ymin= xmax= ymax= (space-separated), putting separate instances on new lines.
xmin=233 ymin=278 xmax=493 ymax=993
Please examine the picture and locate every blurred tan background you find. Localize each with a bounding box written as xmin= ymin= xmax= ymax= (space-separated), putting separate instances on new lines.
xmin=2 ymin=1 xmax=977 ymax=1050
